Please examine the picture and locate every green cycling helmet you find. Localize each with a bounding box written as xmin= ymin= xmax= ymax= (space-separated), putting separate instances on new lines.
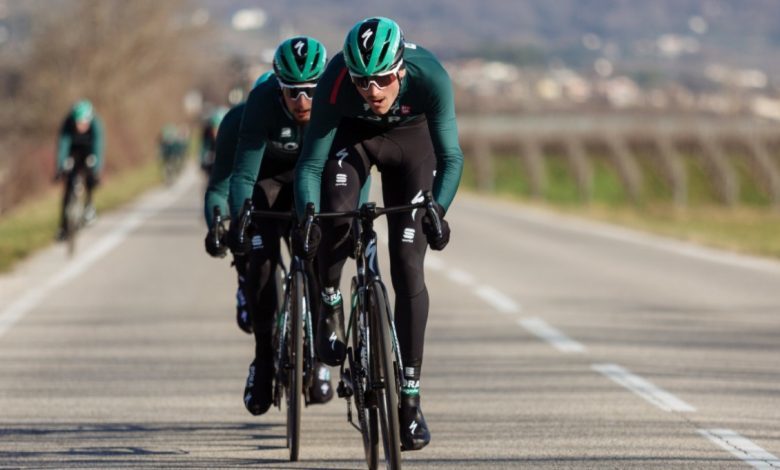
xmin=253 ymin=71 xmax=274 ymax=89
xmin=72 ymin=100 xmax=94 ymax=122
xmin=344 ymin=17 xmax=404 ymax=77
xmin=273 ymin=36 xmax=327 ymax=85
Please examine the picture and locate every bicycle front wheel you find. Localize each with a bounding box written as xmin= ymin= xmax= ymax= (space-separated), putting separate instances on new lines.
xmin=286 ymin=270 xmax=305 ymax=461
xmin=351 ymin=278 xmax=379 ymax=469
xmin=64 ymin=173 xmax=86 ymax=257
xmin=368 ymin=282 xmax=402 ymax=469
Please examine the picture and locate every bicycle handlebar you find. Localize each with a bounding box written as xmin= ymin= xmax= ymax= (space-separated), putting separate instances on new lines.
xmin=235 ymin=190 xmax=444 ymax=246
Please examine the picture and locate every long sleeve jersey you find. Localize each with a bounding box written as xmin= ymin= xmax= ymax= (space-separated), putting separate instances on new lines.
xmin=294 ymin=44 xmax=464 ymax=215
xmin=56 ymin=115 xmax=105 ymax=172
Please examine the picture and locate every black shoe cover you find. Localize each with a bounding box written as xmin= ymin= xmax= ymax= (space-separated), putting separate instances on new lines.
xmin=243 ymin=360 xmax=272 ymax=416
xmin=400 ymin=394 xmax=431 ymax=451
xmin=316 ymin=297 xmax=346 ymax=366
xmin=308 ymin=362 xmax=334 ymax=404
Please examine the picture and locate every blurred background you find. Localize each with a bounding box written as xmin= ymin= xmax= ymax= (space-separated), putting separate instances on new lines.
xmin=1 ymin=0 xmax=779 ymax=267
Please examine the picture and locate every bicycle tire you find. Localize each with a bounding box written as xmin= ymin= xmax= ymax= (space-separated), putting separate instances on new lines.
xmin=287 ymin=270 xmax=305 ymax=461
xmin=369 ymin=282 xmax=402 ymax=469
xmin=350 ymin=278 xmax=379 ymax=469
xmin=64 ymin=172 xmax=86 ymax=256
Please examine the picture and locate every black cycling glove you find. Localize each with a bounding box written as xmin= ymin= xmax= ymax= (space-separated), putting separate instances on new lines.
xmin=292 ymin=221 xmax=321 ymax=260
xmin=227 ymin=222 xmax=253 ymax=256
xmin=204 ymin=226 xmax=228 ymax=258
xmin=422 ymin=202 xmax=450 ymax=251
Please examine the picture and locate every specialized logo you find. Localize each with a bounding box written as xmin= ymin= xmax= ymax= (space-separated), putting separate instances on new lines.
xmin=329 ymin=331 xmax=338 ymax=350
xmin=361 ymin=28 xmax=374 ymax=49
xmin=366 ymin=238 xmax=378 ymax=274
xmin=281 ymin=127 xmax=292 ymax=138
xmin=402 ymin=228 xmax=415 ymax=243
xmin=336 ymin=148 xmax=349 ymax=168
xmin=294 ymin=40 xmax=305 ymax=57
xmin=410 ymin=190 xmax=424 ymax=220
xmin=252 ymin=235 xmax=263 ymax=250
xmin=335 ymin=173 xmax=348 ymax=187
xmin=409 ymin=420 xmax=418 ymax=434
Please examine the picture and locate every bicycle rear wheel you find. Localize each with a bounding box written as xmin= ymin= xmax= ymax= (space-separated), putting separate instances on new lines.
xmin=286 ymin=270 xmax=305 ymax=461
xmin=350 ymin=278 xmax=379 ymax=469
xmin=368 ymin=282 xmax=402 ymax=469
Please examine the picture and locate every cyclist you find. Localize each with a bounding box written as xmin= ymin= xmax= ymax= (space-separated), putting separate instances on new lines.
xmin=55 ymin=99 xmax=105 ymax=240
xmin=224 ymin=37 xmax=335 ymax=417
xmin=204 ymin=72 xmax=273 ymax=335
xmin=293 ymin=17 xmax=463 ymax=451
xmin=159 ymin=124 xmax=187 ymax=183
xmin=200 ymin=106 xmax=227 ymax=175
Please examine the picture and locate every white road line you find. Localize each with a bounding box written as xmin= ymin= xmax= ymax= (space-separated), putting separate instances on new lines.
xmin=446 ymin=268 xmax=475 ymax=286
xmin=425 ymin=254 xmax=445 ymax=271
xmin=518 ymin=317 xmax=586 ymax=353
xmin=698 ymin=429 xmax=780 ymax=469
xmin=0 ymin=168 xmax=196 ymax=339
xmin=592 ymin=363 xmax=696 ymax=413
xmin=474 ymin=285 xmax=521 ymax=314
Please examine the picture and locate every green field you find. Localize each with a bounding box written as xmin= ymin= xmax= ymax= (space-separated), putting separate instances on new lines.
xmin=0 ymin=160 xmax=165 ymax=272
xmin=463 ymin=152 xmax=780 ymax=259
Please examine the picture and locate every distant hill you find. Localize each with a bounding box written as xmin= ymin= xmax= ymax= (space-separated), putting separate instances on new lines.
xmin=198 ymin=0 xmax=780 ymax=76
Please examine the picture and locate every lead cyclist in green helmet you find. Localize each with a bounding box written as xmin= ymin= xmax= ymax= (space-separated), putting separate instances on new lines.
xmin=223 ymin=36 xmax=340 ymax=417
xmin=294 ymin=17 xmax=464 ymax=451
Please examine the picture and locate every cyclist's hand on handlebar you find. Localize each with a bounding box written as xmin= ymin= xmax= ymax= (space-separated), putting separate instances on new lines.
xmin=292 ymin=221 xmax=321 ymax=260
xmin=204 ymin=227 xmax=228 ymax=258
xmin=422 ymin=202 xmax=450 ymax=251
xmin=227 ymin=222 xmax=253 ymax=256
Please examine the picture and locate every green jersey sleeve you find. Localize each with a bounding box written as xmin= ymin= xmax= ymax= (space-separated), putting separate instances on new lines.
xmin=421 ymin=63 xmax=462 ymax=212
xmin=204 ymin=103 xmax=243 ymax=228
xmin=293 ymin=65 xmax=343 ymax=216
xmin=228 ymin=85 xmax=273 ymax=220
xmin=91 ymin=116 xmax=105 ymax=173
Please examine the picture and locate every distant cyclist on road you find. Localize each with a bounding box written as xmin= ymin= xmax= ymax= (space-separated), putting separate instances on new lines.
xmin=55 ymin=99 xmax=105 ymax=241
xmin=159 ymin=124 xmax=187 ymax=184
xmin=200 ymin=106 xmax=227 ymax=175
xmin=222 ymin=37 xmax=335 ymax=417
xmin=293 ymin=17 xmax=463 ymax=451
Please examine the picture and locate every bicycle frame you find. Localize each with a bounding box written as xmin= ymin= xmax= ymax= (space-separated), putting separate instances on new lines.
xmin=323 ymin=191 xmax=441 ymax=470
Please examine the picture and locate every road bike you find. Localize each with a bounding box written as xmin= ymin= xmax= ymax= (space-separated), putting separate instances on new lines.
xmin=301 ymin=190 xmax=441 ymax=470
xmin=233 ymin=202 xmax=319 ymax=462
xmin=61 ymin=155 xmax=95 ymax=256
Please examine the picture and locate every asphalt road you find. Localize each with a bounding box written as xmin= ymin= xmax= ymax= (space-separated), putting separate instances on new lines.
xmin=1 ymin=166 xmax=779 ymax=469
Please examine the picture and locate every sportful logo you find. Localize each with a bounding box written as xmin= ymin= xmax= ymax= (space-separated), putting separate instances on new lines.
xmin=361 ymin=28 xmax=374 ymax=49
xmin=294 ymin=40 xmax=305 ymax=57
xmin=252 ymin=235 xmax=263 ymax=250
xmin=336 ymin=148 xmax=349 ymax=168
xmin=402 ymin=228 xmax=415 ymax=243
xmin=335 ymin=173 xmax=348 ymax=187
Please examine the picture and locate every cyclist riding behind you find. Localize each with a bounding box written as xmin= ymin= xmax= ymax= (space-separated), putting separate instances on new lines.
xmin=293 ymin=17 xmax=463 ymax=451
xmin=159 ymin=124 xmax=187 ymax=182
xmin=55 ymin=99 xmax=105 ymax=240
xmin=200 ymin=106 xmax=227 ymax=175
xmin=224 ymin=37 xmax=335 ymax=417
xmin=204 ymin=72 xmax=273 ymax=335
